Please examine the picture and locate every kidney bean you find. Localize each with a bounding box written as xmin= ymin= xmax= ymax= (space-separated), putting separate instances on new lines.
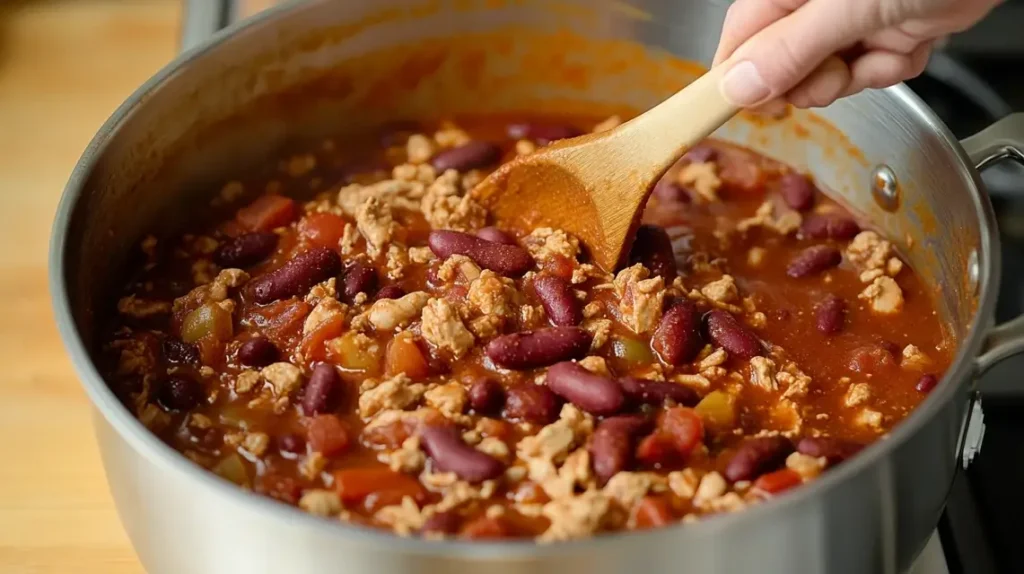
xmin=503 ymin=384 xmax=561 ymax=424
xmin=620 ymin=377 xmax=698 ymax=407
xmin=341 ymin=261 xmax=377 ymax=302
xmin=652 ymin=300 xmax=702 ymax=365
xmin=629 ymin=224 xmax=678 ymax=281
xmin=800 ymin=213 xmax=860 ymax=240
xmin=251 ymin=247 xmax=341 ymax=304
xmin=545 ymin=361 xmax=625 ymax=415
xmin=915 ymin=373 xmax=939 ymax=394
xmin=589 ymin=415 xmax=652 ymax=484
xmin=786 ymin=245 xmax=841 ymax=278
xmin=705 ymin=310 xmax=762 ymax=360
xmin=237 ymin=336 xmax=279 ymax=367
xmin=486 ymin=327 xmax=591 ymax=370
xmin=157 ymin=376 xmax=202 ymax=411
xmin=816 ymin=295 xmax=846 ymax=335
xmin=162 ymin=337 xmax=198 ymax=364
xmin=652 ymin=178 xmax=690 ymax=203
xmin=420 ymin=425 xmax=505 ymax=483
xmin=532 ymin=275 xmax=581 ymax=326
xmin=476 ymin=226 xmax=517 ymax=245
xmin=278 ymin=434 xmax=305 ymax=454
xmin=468 ymin=378 xmax=504 ymax=414
xmin=301 ymin=363 xmax=341 ymax=415
xmin=724 ymin=436 xmax=794 ymax=482
xmin=428 ymin=230 xmax=533 ymax=276
xmin=778 ymin=173 xmax=816 ymax=212
xmin=373 ymin=285 xmax=405 ymax=301
xmin=683 ymin=146 xmax=717 ymax=164
xmin=796 ymin=436 xmax=862 ymax=465
xmin=430 ymin=141 xmax=502 ymax=173
xmin=421 ymin=510 xmax=462 ymax=535
xmin=214 ymin=232 xmax=278 ymax=268
xmin=507 ymin=122 xmax=582 ymax=145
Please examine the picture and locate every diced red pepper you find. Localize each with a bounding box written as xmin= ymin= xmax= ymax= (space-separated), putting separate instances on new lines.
xmin=333 ymin=467 xmax=425 ymax=511
xmin=636 ymin=432 xmax=677 ymax=466
xmin=631 ymin=496 xmax=673 ymax=529
xmin=297 ymin=314 xmax=345 ymax=363
xmin=305 ymin=414 xmax=351 ymax=456
xmin=753 ymin=468 xmax=802 ymax=495
xmin=236 ymin=195 xmax=298 ymax=232
xmin=298 ymin=212 xmax=348 ymax=250
xmin=248 ymin=299 xmax=311 ymax=348
xmin=660 ymin=407 xmax=704 ymax=457
xmin=385 ymin=332 xmax=431 ymax=380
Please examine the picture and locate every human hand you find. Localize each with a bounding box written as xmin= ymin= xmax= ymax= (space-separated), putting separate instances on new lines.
xmin=714 ymin=0 xmax=1003 ymax=109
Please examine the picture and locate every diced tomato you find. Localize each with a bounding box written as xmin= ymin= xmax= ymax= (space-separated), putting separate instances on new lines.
xmin=298 ymin=212 xmax=348 ymax=249
xmin=631 ymin=496 xmax=673 ymax=529
xmin=196 ymin=337 xmax=226 ymax=369
xmin=541 ymin=254 xmax=574 ymax=281
xmin=297 ymin=314 xmax=345 ymax=363
xmin=236 ymin=195 xmax=298 ymax=232
xmin=385 ymin=332 xmax=431 ymax=379
xmin=333 ymin=468 xmax=426 ymax=511
xmin=305 ymin=414 xmax=351 ymax=456
xmin=659 ymin=407 xmax=704 ymax=457
xmin=459 ymin=516 xmax=509 ymax=539
xmin=753 ymin=468 xmax=802 ymax=495
xmin=259 ymin=474 xmax=303 ymax=505
xmin=475 ymin=417 xmax=513 ymax=440
xmin=636 ymin=432 xmax=677 ymax=466
xmin=248 ymin=299 xmax=311 ymax=348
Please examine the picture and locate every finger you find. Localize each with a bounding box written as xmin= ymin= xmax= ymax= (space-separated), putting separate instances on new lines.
xmin=785 ymin=56 xmax=853 ymax=109
xmin=751 ymin=98 xmax=790 ymax=118
xmin=713 ymin=0 xmax=808 ymax=66
xmin=719 ymin=0 xmax=883 ymax=107
xmin=841 ymin=42 xmax=932 ymax=97
xmin=862 ymin=27 xmax=926 ymax=54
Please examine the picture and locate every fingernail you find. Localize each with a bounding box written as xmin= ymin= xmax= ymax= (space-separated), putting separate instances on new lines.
xmin=720 ymin=61 xmax=770 ymax=107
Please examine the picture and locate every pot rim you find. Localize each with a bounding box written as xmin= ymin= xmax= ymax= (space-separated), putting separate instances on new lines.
xmin=48 ymin=0 xmax=1000 ymax=559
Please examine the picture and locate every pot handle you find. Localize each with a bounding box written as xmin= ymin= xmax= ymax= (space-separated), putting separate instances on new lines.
xmin=961 ymin=113 xmax=1024 ymax=374
xmin=180 ymin=0 xmax=242 ymax=53
xmin=961 ymin=112 xmax=1024 ymax=172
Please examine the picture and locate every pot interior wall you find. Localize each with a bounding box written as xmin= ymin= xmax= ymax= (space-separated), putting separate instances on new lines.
xmin=64 ymin=0 xmax=984 ymax=353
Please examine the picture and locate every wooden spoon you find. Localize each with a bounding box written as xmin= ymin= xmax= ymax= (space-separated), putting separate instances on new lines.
xmin=472 ymin=65 xmax=738 ymax=272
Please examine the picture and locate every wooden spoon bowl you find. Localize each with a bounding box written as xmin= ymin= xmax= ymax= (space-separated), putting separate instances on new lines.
xmin=472 ymin=65 xmax=738 ymax=271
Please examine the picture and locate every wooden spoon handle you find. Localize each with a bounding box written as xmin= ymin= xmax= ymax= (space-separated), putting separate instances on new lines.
xmin=614 ymin=65 xmax=739 ymax=175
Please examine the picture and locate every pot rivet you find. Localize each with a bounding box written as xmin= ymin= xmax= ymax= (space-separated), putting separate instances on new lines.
xmin=968 ymin=249 xmax=980 ymax=294
xmin=871 ymin=165 xmax=900 ymax=212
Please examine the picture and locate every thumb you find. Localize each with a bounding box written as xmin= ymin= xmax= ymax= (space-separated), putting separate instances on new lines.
xmin=718 ymin=0 xmax=881 ymax=107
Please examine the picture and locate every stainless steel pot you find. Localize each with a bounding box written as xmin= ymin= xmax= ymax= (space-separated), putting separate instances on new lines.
xmin=49 ymin=1 xmax=1024 ymax=573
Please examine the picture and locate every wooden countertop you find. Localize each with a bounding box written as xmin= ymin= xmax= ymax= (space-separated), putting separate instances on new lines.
xmin=0 ymin=2 xmax=180 ymax=572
